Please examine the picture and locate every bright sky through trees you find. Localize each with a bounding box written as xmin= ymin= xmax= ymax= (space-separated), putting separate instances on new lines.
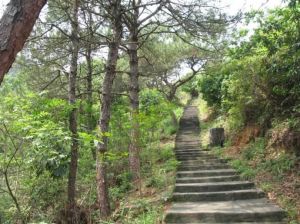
xmin=0 ymin=0 xmax=285 ymax=18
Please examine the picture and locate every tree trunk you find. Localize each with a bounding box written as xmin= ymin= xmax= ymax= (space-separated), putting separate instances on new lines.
xmin=209 ymin=128 xmax=225 ymax=147
xmin=96 ymin=0 xmax=122 ymax=218
xmin=67 ymin=0 xmax=80 ymax=222
xmin=0 ymin=0 xmax=47 ymax=85
xmin=128 ymin=34 xmax=141 ymax=189
xmin=96 ymin=41 xmax=119 ymax=219
xmin=86 ymin=44 xmax=96 ymax=159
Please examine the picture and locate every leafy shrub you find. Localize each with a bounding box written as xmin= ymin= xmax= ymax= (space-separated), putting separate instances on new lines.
xmin=230 ymin=159 xmax=256 ymax=180
xmin=242 ymin=138 xmax=265 ymax=160
xmin=145 ymin=175 xmax=165 ymax=188
xmin=262 ymin=153 xmax=297 ymax=177
xmin=198 ymin=71 xmax=224 ymax=108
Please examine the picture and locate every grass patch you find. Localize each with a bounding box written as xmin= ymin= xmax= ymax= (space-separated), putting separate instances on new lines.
xmin=209 ymin=139 xmax=299 ymax=223
xmin=106 ymin=140 xmax=177 ymax=224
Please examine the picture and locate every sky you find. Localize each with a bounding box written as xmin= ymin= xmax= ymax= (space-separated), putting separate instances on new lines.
xmin=0 ymin=0 xmax=285 ymax=18
xmin=220 ymin=0 xmax=284 ymax=15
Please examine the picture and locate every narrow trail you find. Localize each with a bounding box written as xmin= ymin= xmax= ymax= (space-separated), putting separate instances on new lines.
xmin=164 ymin=104 xmax=287 ymax=223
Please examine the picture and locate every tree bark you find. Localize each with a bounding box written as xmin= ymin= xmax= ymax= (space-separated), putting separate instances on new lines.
xmin=128 ymin=34 xmax=141 ymax=189
xmin=0 ymin=0 xmax=47 ymax=85
xmin=127 ymin=1 xmax=141 ymax=191
xmin=96 ymin=0 xmax=122 ymax=218
xmin=86 ymin=44 xmax=96 ymax=159
xmin=67 ymin=0 xmax=80 ymax=222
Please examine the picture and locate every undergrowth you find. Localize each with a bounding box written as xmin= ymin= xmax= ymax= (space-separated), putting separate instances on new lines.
xmin=103 ymin=141 xmax=178 ymax=224
xmin=198 ymin=97 xmax=300 ymax=223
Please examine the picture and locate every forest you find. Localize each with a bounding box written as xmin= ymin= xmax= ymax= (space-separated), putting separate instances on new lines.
xmin=0 ymin=0 xmax=299 ymax=223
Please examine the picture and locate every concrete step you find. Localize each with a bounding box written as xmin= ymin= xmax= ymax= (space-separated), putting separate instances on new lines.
xmin=178 ymin=161 xmax=228 ymax=166
xmin=177 ymin=169 xmax=236 ymax=178
xmin=175 ymin=154 xmax=212 ymax=159
xmin=165 ymin=199 xmax=286 ymax=223
xmin=174 ymin=181 xmax=255 ymax=193
xmin=176 ymin=175 xmax=241 ymax=183
xmin=167 ymin=222 xmax=286 ymax=224
xmin=172 ymin=189 xmax=265 ymax=202
xmin=178 ymin=164 xmax=230 ymax=171
xmin=176 ymin=145 xmax=201 ymax=148
xmin=175 ymin=151 xmax=208 ymax=155
xmin=176 ymin=133 xmax=199 ymax=136
xmin=175 ymin=149 xmax=203 ymax=153
xmin=176 ymin=156 xmax=217 ymax=161
xmin=176 ymin=141 xmax=200 ymax=144
xmin=180 ymin=159 xmax=229 ymax=165
xmin=176 ymin=140 xmax=200 ymax=143
xmin=176 ymin=143 xmax=199 ymax=145
xmin=176 ymin=146 xmax=200 ymax=148
xmin=175 ymin=153 xmax=214 ymax=157
xmin=175 ymin=151 xmax=212 ymax=155
xmin=175 ymin=146 xmax=200 ymax=150
xmin=176 ymin=138 xmax=199 ymax=140
xmin=174 ymin=149 xmax=203 ymax=154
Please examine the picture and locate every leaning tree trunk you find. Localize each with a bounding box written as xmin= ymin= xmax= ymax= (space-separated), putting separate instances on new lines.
xmin=128 ymin=33 xmax=141 ymax=190
xmin=67 ymin=0 xmax=80 ymax=222
xmin=0 ymin=0 xmax=47 ymax=85
xmin=96 ymin=0 xmax=122 ymax=218
xmin=209 ymin=128 xmax=225 ymax=147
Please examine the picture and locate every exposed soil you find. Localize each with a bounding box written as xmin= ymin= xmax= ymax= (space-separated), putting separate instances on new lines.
xmin=223 ymin=126 xmax=300 ymax=223
xmin=232 ymin=125 xmax=261 ymax=147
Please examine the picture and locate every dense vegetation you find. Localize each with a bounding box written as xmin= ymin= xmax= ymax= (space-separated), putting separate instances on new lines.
xmin=199 ymin=5 xmax=300 ymax=133
xmin=0 ymin=0 xmax=299 ymax=223
xmin=196 ymin=3 xmax=300 ymax=223
xmin=0 ymin=80 xmax=182 ymax=223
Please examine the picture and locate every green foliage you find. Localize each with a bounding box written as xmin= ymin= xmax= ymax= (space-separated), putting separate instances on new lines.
xmin=198 ymin=70 xmax=224 ymax=108
xmin=109 ymin=171 xmax=133 ymax=202
xmin=181 ymin=78 xmax=199 ymax=97
xmin=0 ymin=82 xmax=180 ymax=222
xmin=141 ymin=143 xmax=178 ymax=189
xmin=131 ymin=203 xmax=163 ymax=224
xmin=241 ymin=138 xmax=265 ymax=160
xmin=230 ymin=138 xmax=297 ymax=180
xmin=139 ymin=89 xmax=177 ymax=142
xmin=230 ymin=159 xmax=257 ymax=179
xmin=113 ymin=199 xmax=164 ymax=224
xmin=261 ymin=153 xmax=297 ymax=177
xmin=278 ymin=195 xmax=299 ymax=223
xmin=0 ymin=89 xmax=73 ymax=222
xmin=1 ymin=92 xmax=71 ymax=178
xmin=199 ymin=5 xmax=300 ymax=131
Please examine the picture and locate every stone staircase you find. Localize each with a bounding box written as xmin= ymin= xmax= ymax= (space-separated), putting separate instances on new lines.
xmin=164 ymin=105 xmax=287 ymax=223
